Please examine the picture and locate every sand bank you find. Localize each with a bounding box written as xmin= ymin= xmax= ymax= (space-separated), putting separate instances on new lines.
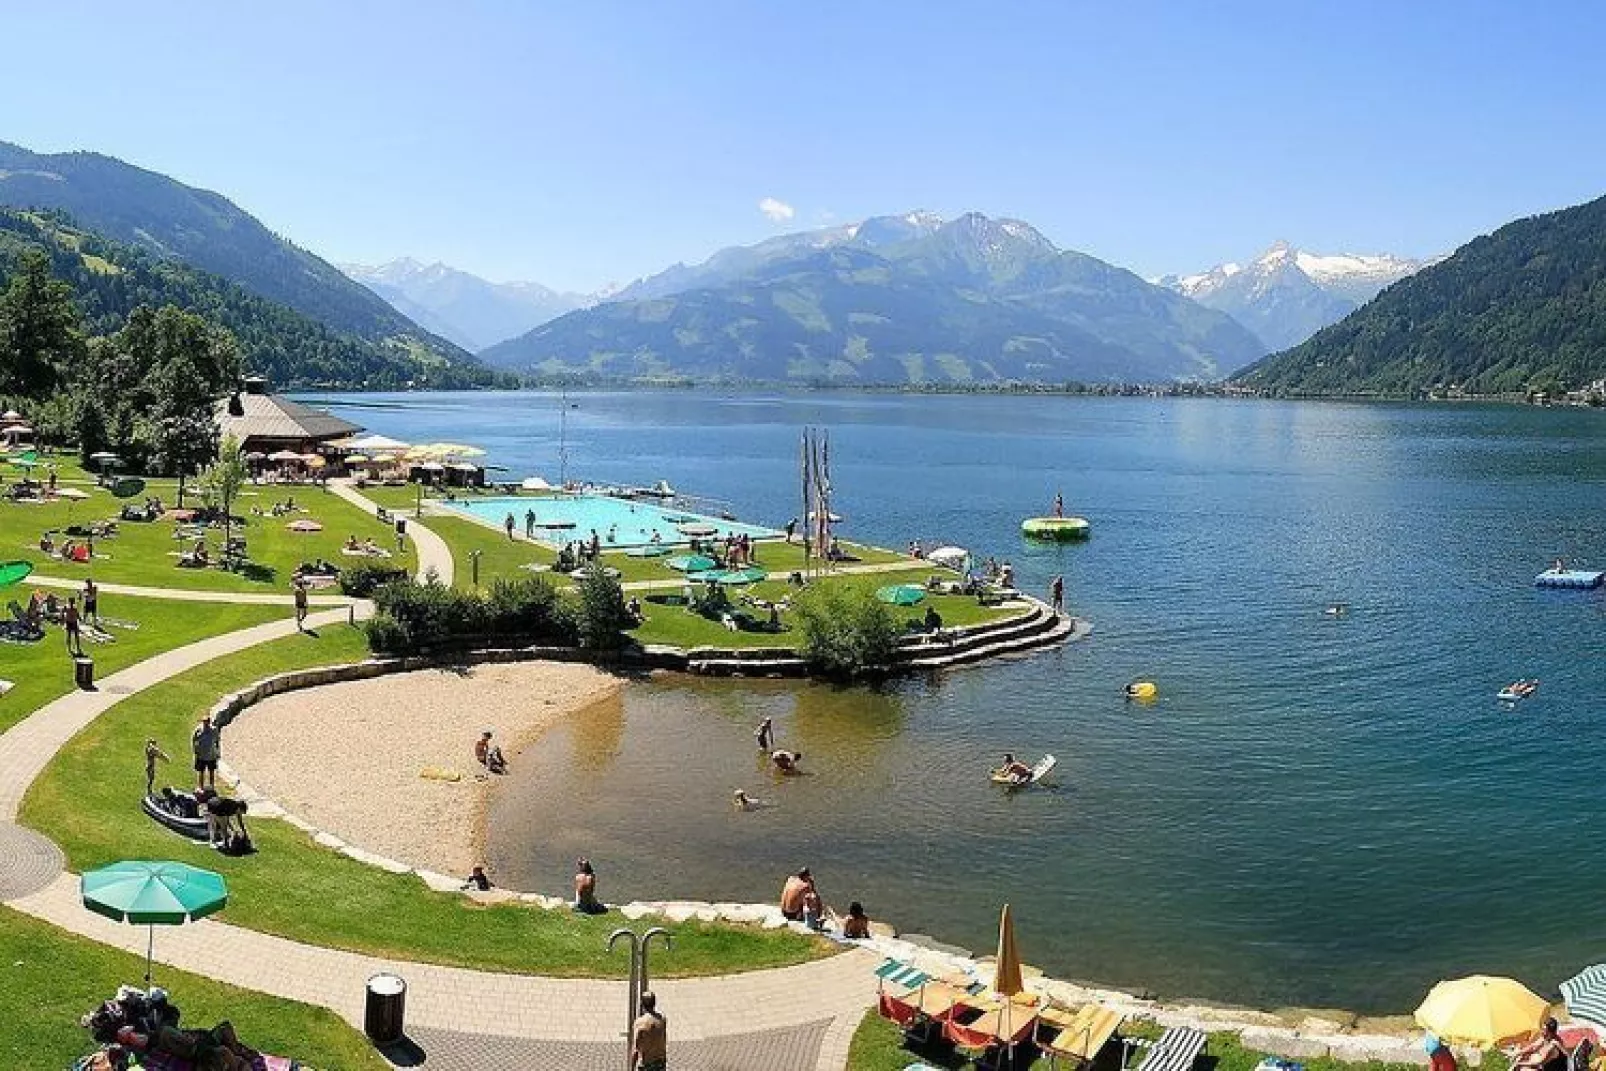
xmin=224 ymin=662 xmax=622 ymax=877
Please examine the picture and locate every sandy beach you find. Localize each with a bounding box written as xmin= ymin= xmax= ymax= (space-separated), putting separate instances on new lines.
xmin=224 ymin=662 xmax=623 ymax=877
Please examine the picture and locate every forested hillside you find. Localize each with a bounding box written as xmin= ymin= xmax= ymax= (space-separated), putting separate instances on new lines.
xmin=1237 ymin=195 xmax=1606 ymax=395
xmin=0 ymin=210 xmax=499 ymax=388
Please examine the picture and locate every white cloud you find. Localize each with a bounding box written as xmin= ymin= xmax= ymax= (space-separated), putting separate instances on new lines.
xmin=758 ymin=197 xmax=795 ymax=223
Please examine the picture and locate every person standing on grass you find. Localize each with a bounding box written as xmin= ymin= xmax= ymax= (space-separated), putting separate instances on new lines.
xmin=144 ymin=738 xmax=170 ymax=794
xmin=192 ymin=715 xmax=222 ymax=791
xmin=525 ymin=508 xmax=536 ymax=538
xmin=292 ymin=578 xmax=309 ymax=630
xmin=505 ymin=512 xmax=516 ymax=540
xmin=631 ymin=990 xmax=667 ymax=1071
xmin=82 ymin=577 xmax=99 ymax=626
xmin=63 ymin=596 xmax=84 ymax=657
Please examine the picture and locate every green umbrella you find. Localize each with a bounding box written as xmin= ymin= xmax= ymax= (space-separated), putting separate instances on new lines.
xmin=877 ymin=583 xmax=927 ymax=606
xmin=111 ymin=476 xmax=146 ymax=500
xmin=82 ymin=860 xmax=228 ymax=982
xmin=665 ymin=554 xmax=717 ymax=572
xmin=702 ymin=566 xmax=768 ymax=585
xmin=0 ymin=560 xmax=33 ymax=587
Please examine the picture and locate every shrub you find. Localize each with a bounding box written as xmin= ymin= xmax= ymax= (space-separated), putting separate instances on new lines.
xmin=575 ymin=568 xmax=632 ymax=650
xmin=339 ymin=561 xmax=409 ymax=598
xmin=363 ymin=575 xmax=579 ymax=654
xmin=484 ymin=575 xmax=575 ymax=642
xmin=791 ymin=584 xmax=899 ymax=677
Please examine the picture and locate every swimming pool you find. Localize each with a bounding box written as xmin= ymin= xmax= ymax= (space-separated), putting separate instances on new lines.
xmin=442 ymin=494 xmax=781 ymax=549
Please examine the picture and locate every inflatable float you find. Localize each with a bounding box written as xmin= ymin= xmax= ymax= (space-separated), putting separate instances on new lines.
xmin=141 ymin=792 xmax=210 ymax=840
xmin=1021 ymin=516 xmax=1090 ymax=541
xmin=990 ymin=754 xmax=1057 ymax=787
xmin=1125 ymin=681 xmax=1158 ymax=700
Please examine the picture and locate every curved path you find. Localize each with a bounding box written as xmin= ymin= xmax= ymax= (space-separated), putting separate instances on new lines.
xmin=328 ymin=481 xmax=454 ymax=586
xmin=0 ymin=604 xmax=875 ymax=1070
xmin=24 ymin=574 xmax=354 ymax=605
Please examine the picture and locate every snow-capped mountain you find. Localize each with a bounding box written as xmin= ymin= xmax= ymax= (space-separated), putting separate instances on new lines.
xmin=1160 ymin=242 xmax=1433 ymax=352
xmin=341 ymin=259 xmax=589 ymax=353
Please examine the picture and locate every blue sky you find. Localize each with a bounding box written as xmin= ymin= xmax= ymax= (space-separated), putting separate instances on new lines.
xmin=3 ymin=2 xmax=1603 ymax=292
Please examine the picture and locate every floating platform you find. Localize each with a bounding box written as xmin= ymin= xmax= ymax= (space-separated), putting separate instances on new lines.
xmin=1535 ymin=568 xmax=1605 ymax=589
xmin=1022 ymin=516 xmax=1090 ymax=541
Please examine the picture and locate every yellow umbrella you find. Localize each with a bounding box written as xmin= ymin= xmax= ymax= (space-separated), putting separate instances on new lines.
xmin=1415 ymin=975 xmax=1550 ymax=1047
xmin=993 ymin=903 xmax=1024 ymax=997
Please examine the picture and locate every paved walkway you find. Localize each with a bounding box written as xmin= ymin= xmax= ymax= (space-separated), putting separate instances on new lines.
xmin=0 ymin=604 xmax=876 ymax=1069
xmin=25 ymin=574 xmax=354 ymax=605
xmin=329 ymin=481 xmax=455 ymax=586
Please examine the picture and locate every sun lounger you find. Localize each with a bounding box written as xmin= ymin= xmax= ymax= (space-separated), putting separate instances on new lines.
xmin=1130 ymin=1026 xmax=1208 ymax=1071
xmin=1040 ymin=1004 xmax=1125 ymax=1066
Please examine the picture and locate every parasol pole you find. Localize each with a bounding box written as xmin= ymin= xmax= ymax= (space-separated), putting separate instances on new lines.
xmin=146 ymin=923 xmax=155 ymax=984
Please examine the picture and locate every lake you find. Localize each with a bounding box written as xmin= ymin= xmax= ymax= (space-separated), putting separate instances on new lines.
xmin=308 ymin=389 xmax=1606 ymax=1012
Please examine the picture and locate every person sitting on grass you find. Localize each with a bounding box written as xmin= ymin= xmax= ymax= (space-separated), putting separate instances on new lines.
xmin=475 ymin=730 xmax=508 ymax=774
xmin=573 ymin=858 xmax=606 ymax=914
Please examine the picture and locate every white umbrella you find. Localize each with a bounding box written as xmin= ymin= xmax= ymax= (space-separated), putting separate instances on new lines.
xmin=521 ymin=476 xmax=552 ymax=491
xmin=928 ymin=546 xmax=969 ymax=569
xmin=343 ymin=434 xmax=411 ymax=452
xmin=267 ymin=449 xmax=303 ymax=462
xmin=418 ymin=461 xmax=446 ymax=472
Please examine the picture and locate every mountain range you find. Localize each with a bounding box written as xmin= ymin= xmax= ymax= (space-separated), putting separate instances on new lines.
xmin=1238 ymin=193 xmax=1606 ymax=396
xmin=479 ymin=212 xmax=1266 ymax=384
xmin=1159 ymin=243 xmax=1430 ymax=352
xmin=0 ymin=140 xmax=483 ymax=384
xmin=341 ymin=258 xmax=589 ymax=352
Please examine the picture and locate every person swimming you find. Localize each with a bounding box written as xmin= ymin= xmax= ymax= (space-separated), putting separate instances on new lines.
xmin=771 ymin=749 xmax=802 ymax=773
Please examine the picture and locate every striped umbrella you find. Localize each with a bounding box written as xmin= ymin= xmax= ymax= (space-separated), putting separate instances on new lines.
xmin=1562 ymin=965 xmax=1606 ymax=1029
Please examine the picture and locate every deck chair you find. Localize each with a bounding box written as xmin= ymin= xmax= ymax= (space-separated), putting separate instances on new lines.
xmin=1130 ymin=1027 xmax=1208 ymax=1071
xmin=1041 ymin=1005 xmax=1126 ymax=1068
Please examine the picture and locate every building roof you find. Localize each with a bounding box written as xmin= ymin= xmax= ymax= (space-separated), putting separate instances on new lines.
xmin=214 ymin=392 xmax=362 ymax=444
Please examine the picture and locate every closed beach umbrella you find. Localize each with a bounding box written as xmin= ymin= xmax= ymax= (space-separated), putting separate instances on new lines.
xmin=876 ymin=584 xmax=926 ymax=606
xmin=1415 ymin=975 xmax=1550 ymax=1047
xmin=1562 ymin=965 xmax=1606 ymax=1030
xmin=82 ymin=861 xmax=228 ymax=983
xmin=666 ymin=554 xmax=717 ymax=573
xmin=992 ymin=903 xmax=1024 ymax=997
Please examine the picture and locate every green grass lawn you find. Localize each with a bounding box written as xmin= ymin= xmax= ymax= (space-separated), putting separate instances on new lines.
xmin=424 ymin=514 xmax=557 ymax=589
xmin=21 ymin=624 xmax=830 ymax=979
xmin=0 ymin=906 xmax=386 ymax=1070
xmin=0 ymin=591 xmax=286 ymax=733
xmin=629 ymin=568 xmax=1024 ymax=651
xmin=847 ymin=1012 xmax=1444 ymax=1071
xmin=0 ymin=476 xmax=413 ymax=592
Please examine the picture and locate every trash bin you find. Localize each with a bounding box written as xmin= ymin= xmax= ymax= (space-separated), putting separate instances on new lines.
xmin=73 ymin=657 xmax=94 ymax=690
xmin=364 ymin=973 xmax=406 ymax=1045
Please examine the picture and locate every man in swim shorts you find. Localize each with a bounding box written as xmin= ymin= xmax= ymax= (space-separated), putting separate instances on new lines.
xmin=780 ymin=867 xmax=811 ymax=921
xmin=632 ymin=990 xmax=667 ymax=1071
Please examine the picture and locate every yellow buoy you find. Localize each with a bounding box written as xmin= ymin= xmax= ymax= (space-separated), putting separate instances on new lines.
xmin=1125 ymin=681 xmax=1158 ymax=700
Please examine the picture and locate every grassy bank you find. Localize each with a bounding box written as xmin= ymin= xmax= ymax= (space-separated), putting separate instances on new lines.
xmin=0 ymin=469 xmax=412 ymax=591
xmin=0 ymin=906 xmax=385 ymax=1070
xmin=0 ymin=592 xmax=285 ymax=732
xmin=20 ymin=624 xmax=829 ymax=978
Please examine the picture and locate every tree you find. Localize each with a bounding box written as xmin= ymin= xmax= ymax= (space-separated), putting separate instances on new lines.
xmin=199 ymin=434 xmax=249 ymax=566
xmin=0 ymin=247 xmax=85 ymax=398
xmin=791 ymin=584 xmax=899 ymax=678
xmin=575 ymin=568 xmax=632 ymax=650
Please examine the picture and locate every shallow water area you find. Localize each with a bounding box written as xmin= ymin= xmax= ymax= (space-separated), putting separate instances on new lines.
xmin=311 ymin=390 xmax=1606 ymax=1012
